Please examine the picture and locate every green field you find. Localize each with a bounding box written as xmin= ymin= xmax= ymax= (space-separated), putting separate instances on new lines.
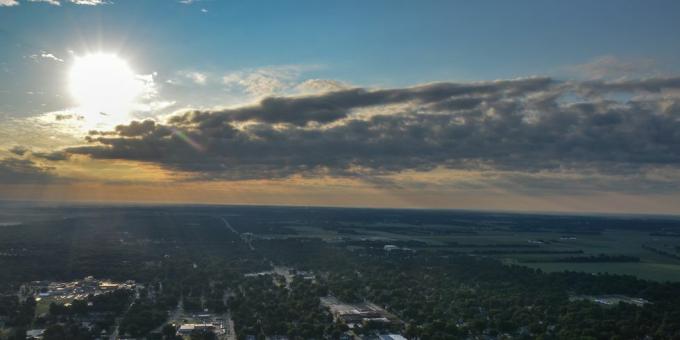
xmin=273 ymin=222 xmax=680 ymax=282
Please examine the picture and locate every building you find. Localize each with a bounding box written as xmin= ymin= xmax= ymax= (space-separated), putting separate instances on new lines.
xmin=26 ymin=329 xmax=45 ymax=339
xmin=177 ymin=323 xmax=215 ymax=336
xmin=321 ymin=297 xmax=401 ymax=329
xmin=378 ymin=335 xmax=407 ymax=340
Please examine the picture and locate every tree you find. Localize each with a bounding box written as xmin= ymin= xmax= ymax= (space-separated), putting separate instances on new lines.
xmin=162 ymin=323 xmax=180 ymax=340
xmin=8 ymin=328 xmax=26 ymax=340
xmin=190 ymin=329 xmax=217 ymax=340
xmin=42 ymin=324 xmax=67 ymax=340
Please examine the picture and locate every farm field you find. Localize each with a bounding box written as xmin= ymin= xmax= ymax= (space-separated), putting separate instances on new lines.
xmin=241 ymin=211 xmax=680 ymax=282
xmin=2 ymin=204 xmax=680 ymax=283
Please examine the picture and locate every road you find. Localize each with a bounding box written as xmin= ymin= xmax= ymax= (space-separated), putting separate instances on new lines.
xmin=218 ymin=216 xmax=254 ymax=250
xmin=110 ymin=286 xmax=140 ymax=340
xmin=219 ymin=216 xmax=239 ymax=235
xmin=217 ymin=311 xmax=237 ymax=340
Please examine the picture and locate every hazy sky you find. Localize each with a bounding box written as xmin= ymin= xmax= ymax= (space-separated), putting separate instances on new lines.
xmin=1 ymin=0 xmax=680 ymax=214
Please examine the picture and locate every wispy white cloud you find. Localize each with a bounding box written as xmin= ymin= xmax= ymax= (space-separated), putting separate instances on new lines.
xmin=222 ymin=65 xmax=321 ymax=97
xmin=0 ymin=0 xmax=19 ymax=6
xmin=563 ymin=55 xmax=659 ymax=80
xmin=13 ymin=0 xmax=111 ymax=5
xmin=183 ymin=71 xmax=208 ymax=85
xmin=29 ymin=52 xmax=65 ymax=63
xmin=69 ymin=0 xmax=110 ymax=5
xmin=295 ymin=79 xmax=351 ymax=94
xmin=28 ymin=0 xmax=60 ymax=5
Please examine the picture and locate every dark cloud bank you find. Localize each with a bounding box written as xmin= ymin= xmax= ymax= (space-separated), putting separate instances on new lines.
xmin=0 ymin=158 xmax=58 ymax=184
xmin=61 ymin=76 xmax=680 ymax=193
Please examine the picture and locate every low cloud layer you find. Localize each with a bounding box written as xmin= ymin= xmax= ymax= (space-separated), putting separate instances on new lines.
xmin=0 ymin=158 xmax=59 ymax=184
xmin=64 ymin=76 xmax=680 ymax=193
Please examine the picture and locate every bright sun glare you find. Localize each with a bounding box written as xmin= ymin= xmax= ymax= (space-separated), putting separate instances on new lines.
xmin=69 ymin=53 xmax=143 ymax=124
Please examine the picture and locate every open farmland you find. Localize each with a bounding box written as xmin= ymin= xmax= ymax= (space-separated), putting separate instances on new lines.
xmin=225 ymin=208 xmax=680 ymax=282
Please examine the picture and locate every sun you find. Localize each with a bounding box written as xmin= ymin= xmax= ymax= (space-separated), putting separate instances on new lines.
xmin=69 ymin=53 xmax=144 ymax=124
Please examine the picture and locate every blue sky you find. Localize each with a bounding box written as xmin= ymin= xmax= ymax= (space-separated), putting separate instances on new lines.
xmin=2 ymin=0 xmax=680 ymax=213
xmin=2 ymin=0 xmax=680 ymax=115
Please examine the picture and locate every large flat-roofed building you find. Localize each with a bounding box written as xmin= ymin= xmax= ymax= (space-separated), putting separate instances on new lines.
xmin=177 ymin=323 xmax=215 ymax=335
xmin=320 ymin=297 xmax=401 ymax=328
xmin=379 ymin=335 xmax=407 ymax=340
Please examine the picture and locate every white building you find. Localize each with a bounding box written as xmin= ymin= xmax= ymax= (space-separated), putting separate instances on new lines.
xmin=177 ymin=323 xmax=215 ymax=335
xmin=379 ymin=335 xmax=407 ymax=340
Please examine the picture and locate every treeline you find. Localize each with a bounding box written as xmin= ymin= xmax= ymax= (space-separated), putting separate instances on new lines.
xmin=340 ymin=239 xmax=429 ymax=248
xmin=425 ymin=249 xmax=584 ymax=255
xmin=642 ymin=244 xmax=680 ymax=260
xmin=650 ymin=232 xmax=680 ymax=237
xmin=444 ymin=241 xmax=540 ymax=248
xmin=522 ymin=254 xmax=640 ymax=263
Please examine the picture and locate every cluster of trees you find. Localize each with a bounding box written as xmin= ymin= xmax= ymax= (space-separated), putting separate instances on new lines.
xmin=252 ymin=237 xmax=680 ymax=339
xmin=43 ymin=289 xmax=133 ymax=335
xmin=119 ymin=300 xmax=168 ymax=338
xmin=229 ymin=275 xmax=346 ymax=339
xmin=0 ymin=296 xmax=35 ymax=339
xmin=38 ymin=323 xmax=95 ymax=340
xmin=0 ymin=296 xmax=35 ymax=329
xmin=1 ymin=291 xmax=134 ymax=340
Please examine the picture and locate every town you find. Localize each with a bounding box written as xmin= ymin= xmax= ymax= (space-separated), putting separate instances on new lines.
xmin=7 ymin=272 xmax=412 ymax=340
xmin=0 ymin=206 xmax=679 ymax=339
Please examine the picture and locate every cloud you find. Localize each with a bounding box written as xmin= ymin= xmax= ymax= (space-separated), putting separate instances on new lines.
xmin=0 ymin=158 xmax=60 ymax=184
xmin=32 ymin=151 xmax=70 ymax=161
xmin=6 ymin=146 xmax=69 ymax=161
xmin=29 ymin=52 xmax=64 ymax=63
xmin=565 ymin=56 xmax=659 ymax=80
xmin=0 ymin=0 xmax=19 ymax=6
xmin=182 ymin=71 xmax=208 ymax=85
xmin=9 ymin=145 xmax=29 ymax=156
xmin=475 ymin=170 xmax=680 ymax=196
xmin=178 ymin=0 xmax=197 ymax=4
xmin=222 ymin=65 xmax=320 ymax=97
xmin=54 ymin=113 xmax=84 ymax=121
xmin=28 ymin=0 xmax=60 ymax=5
xmin=295 ymin=79 xmax=351 ymax=94
xmin=19 ymin=0 xmax=110 ymax=5
xmin=69 ymin=0 xmax=109 ymax=4
xmin=59 ymin=75 xmax=680 ymax=195
xmin=576 ymin=77 xmax=680 ymax=96
xmin=174 ymin=77 xmax=551 ymax=126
